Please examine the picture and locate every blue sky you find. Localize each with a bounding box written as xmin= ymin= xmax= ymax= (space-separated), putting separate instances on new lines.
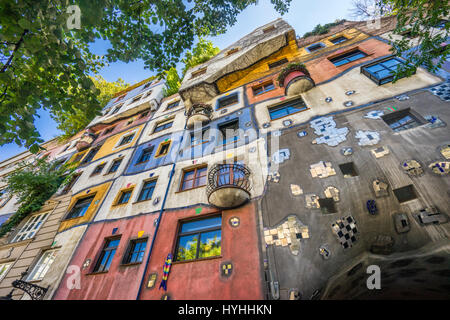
xmin=0 ymin=0 xmax=355 ymax=162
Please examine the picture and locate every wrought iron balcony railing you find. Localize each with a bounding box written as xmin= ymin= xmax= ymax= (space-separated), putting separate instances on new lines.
xmin=186 ymin=103 xmax=213 ymax=128
xmin=206 ymin=163 xmax=251 ymax=209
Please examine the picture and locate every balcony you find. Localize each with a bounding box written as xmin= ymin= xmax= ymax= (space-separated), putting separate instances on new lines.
xmin=186 ymin=103 xmax=213 ymax=129
xmin=206 ymin=163 xmax=251 ymax=209
xmin=277 ymin=62 xmax=315 ymax=97
xmin=75 ymin=130 xmax=97 ymax=151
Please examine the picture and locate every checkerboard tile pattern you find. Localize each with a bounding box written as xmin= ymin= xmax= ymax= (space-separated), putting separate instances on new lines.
xmin=332 ymin=216 xmax=358 ymax=249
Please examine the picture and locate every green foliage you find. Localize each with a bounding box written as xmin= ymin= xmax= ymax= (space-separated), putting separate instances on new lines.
xmin=51 ymin=75 xmax=129 ymax=140
xmin=176 ymin=236 xmax=221 ymax=261
xmin=0 ymin=0 xmax=292 ymax=150
xmin=0 ymin=157 xmax=76 ymax=237
xmin=303 ymin=19 xmax=347 ymax=37
xmin=162 ymin=39 xmax=220 ymax=97
xmin=162 ymin=67 xmax=182 ymax=98
xmin=181 ymin=38 xmax=221 ymax=78
xmin=383 ymin=0 xmax=450 ymax=82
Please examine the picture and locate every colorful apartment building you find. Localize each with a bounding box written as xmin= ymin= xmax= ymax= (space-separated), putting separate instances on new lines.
xmin=0 ymin=17 xmax=449 ymax=300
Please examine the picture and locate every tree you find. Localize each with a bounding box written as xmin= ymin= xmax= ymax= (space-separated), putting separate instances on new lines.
xmin=349 ymin=0 xmax=449 ymax=82
xmin=51 ymin=75 xmax=129 ymax=140
xmin=0 ymin=157 xmax=76 ymax=237
xmin=0 ymin=0 xmax=292 ymax=151
xmin=162 ymin=39 xmax=220 ymax=97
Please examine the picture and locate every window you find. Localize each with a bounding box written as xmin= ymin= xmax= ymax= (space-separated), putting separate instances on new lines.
xmin=307 ymin=43 xmax=325 ymax=52
xmin=111 ymin=105 xmax=122 ymax=115
xmin=118 ymin=133 xmax=135 ymax=146
xmin=190 ymin=129 xmax=209 ymax=147
xmin=268 ymin=98 xmax=308 ymax=120
xmin=0 ymin=189 xmax=11 ymax=208
xmin=139 ymin=110 xmax=150 ymax=119
xmin=126 ymin=119 xmax=134 ymax=126
xmin=252 ymin=81 xmax=275 ymax=96
xmin=131 ymin=95 xmax=142 ymax=104
xmin=339 ymin=162 xmax=358 ymax=177
xmin=268 ymin=58 xmax=288 ymax=69
xmin=72 ymin=152 xmax=86 ymax=163
xmin=61 ymin=173 xmax=81 ymax=194
xmin=93 ymin=238 xmax=120 ymax=273
xmin=381 ymin=108 xmax=424 ymax=132
xmin=393 ymin=185 xmax=417 ymax=203
xmin=11 ymin=212 xmax=49 ymax=242
xmin=166 ymin=100 xmax=180 ymax=110
xmin=137 ymin=180 xmax=157 ymax=202
xmin=82 ymin=146 xmax=100 ymax=164
xmin=180 ymin=166 xmax=207 ymax=191
xmin=123 ymin=239 xmax=147 ymax=264
xmin=330 ymin=36 xmax=348 ymax=44
xmin=91 ymin=163 xmax=105 ymax=176
xmin=361 ymin=57 xmax=412 ymax=85
xmin=217 ymin=93 xmax=238 ymax=109
xmin=26 ymin=249 xmax=58 ymax=281
xmin=218 ymin=119 xmax=239 ymax=145
xmin=137 ymin=146 xmax=154 ymax=164
xmin=155 ymin=140 xmax=171 ymax=157
xmin=434 ymin=19 xmax=447 ymax=29
xmin=103 ymin=127 xmax=115 ymax=135
xmin=142 ymin=82 xmax=152 ymax=90
xmin=153 ymin=119 xmax=173 ymax=133
xmin=117 ymin=189 xmax=133 ymax=205
xmin=175 ymin=215 xmax=222 ymax=262
xmin=108 ymin=158 xmax=123 ymax=174
xmin=65 ymin=195 xmax=95 ymax=219
xmin=0 ymin=263 xmax=12 ymax=281
xmin=215 ymin=161 xmax=246 ymax=186
xmin=329 ymin=50 xmax=367 ymax=67
xmin=191 ymin=67 xmax=207 ymax=79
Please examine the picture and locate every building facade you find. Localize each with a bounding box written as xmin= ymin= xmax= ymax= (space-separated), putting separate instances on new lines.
xmin=0 ymin=17 xmax=449 ymax=300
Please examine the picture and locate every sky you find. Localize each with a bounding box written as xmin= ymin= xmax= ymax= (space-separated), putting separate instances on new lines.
xmin=0 ymin=0 xmax=355 ymax=162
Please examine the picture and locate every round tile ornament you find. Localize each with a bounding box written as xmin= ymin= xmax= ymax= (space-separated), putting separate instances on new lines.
xmin=245 ymin=121 xmax=252 ymax=127
xmin=346 ymin=90 xmax=356 ymax=96
xmin=283 ymin=119 xmax=293 ymax=127
xmin=344 ymin=101 xmax=354 ymax=107
xmin=220 ymin=108 xmax=228 ymax=114
xmin=229 ymin=217 xmax=240 ymax=228
xmin=325 ymin=97 xmax=333 ymax=103
xmin=249 ymin=147 xmax=256 ymax=153
xmin=263 ymin=122 xmax=271 ymax=129
xmin=153 ymin=196 xmax=160 ymax=205
xmin=340 ymin=147 xmax=353 ymax=156
xmin=237 ymin=110 xmax=243 ymax=115
xmin=297 ymin=131 xmax=308 ymax=138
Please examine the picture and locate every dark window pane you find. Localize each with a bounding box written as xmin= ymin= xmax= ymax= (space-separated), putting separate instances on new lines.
xmin=217 ymin=93 xmax=239 ymax=109
xmin=67 ymin=196 xmax=94 ymax=219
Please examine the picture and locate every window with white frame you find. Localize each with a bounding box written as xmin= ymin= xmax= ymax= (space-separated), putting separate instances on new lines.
xmin=0 ymin=262 xmax=12 ymax=281
xmin=11 ymin=211 xmax=50 ymax=243
xmin=26 ymin=249 xmax=58 ymax=281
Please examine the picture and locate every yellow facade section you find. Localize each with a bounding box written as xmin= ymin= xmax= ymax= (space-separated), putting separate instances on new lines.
xmin=217 ymin=28 xmax=370 ymax=93
xmin=58 ymin=181 xmax=112 ymax=232
xmin=93 ymin=124 xmax=145 ymax=161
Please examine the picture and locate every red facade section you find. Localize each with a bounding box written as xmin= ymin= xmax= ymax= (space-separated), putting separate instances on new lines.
xmin=53 ymin=214 xmax=157 ymax=300
xmin=246 ymin=74 xmax=284 ymax=105
xmin=305 ymin=38 xmax=393 ymax=84
xmin=139 ymin=202 xmax=264 ymax=300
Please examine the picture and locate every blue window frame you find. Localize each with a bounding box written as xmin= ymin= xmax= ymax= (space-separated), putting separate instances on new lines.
xmin=361 ymin=57 xmax=412 ymax=85
xmin=330 ymin=36 xmax=348 ymax=45
xmin=153 ymin=120 xmax=173 ymax=133
xmin=108 ymin=158 xmax=122 ymax=174
xmin=252 ymin=81 xmax=275 ymax=96
xmin=66 ymin=195 xmax=95 ymax=219
xmin=216 ymin=93 xmax=239 ymax=109
xmin=117 ymin=190 xmax=132 ymax=204
xmin=167 ymin=100 xmax=180 ymax=110
xmin=306 ymin=43 xmax=325 ymax=53
xmin=137 ymin=146 xmax=154 ymax=164
xmin=329 ymin=50 xmax=367 ymax=67
xmin=93 ymin=238 xmax=120 ymax=272
xmin=268 ymin=98 xmax=308 ymax=120
xmin=137 ymin=180 xmax=156 ymax=202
